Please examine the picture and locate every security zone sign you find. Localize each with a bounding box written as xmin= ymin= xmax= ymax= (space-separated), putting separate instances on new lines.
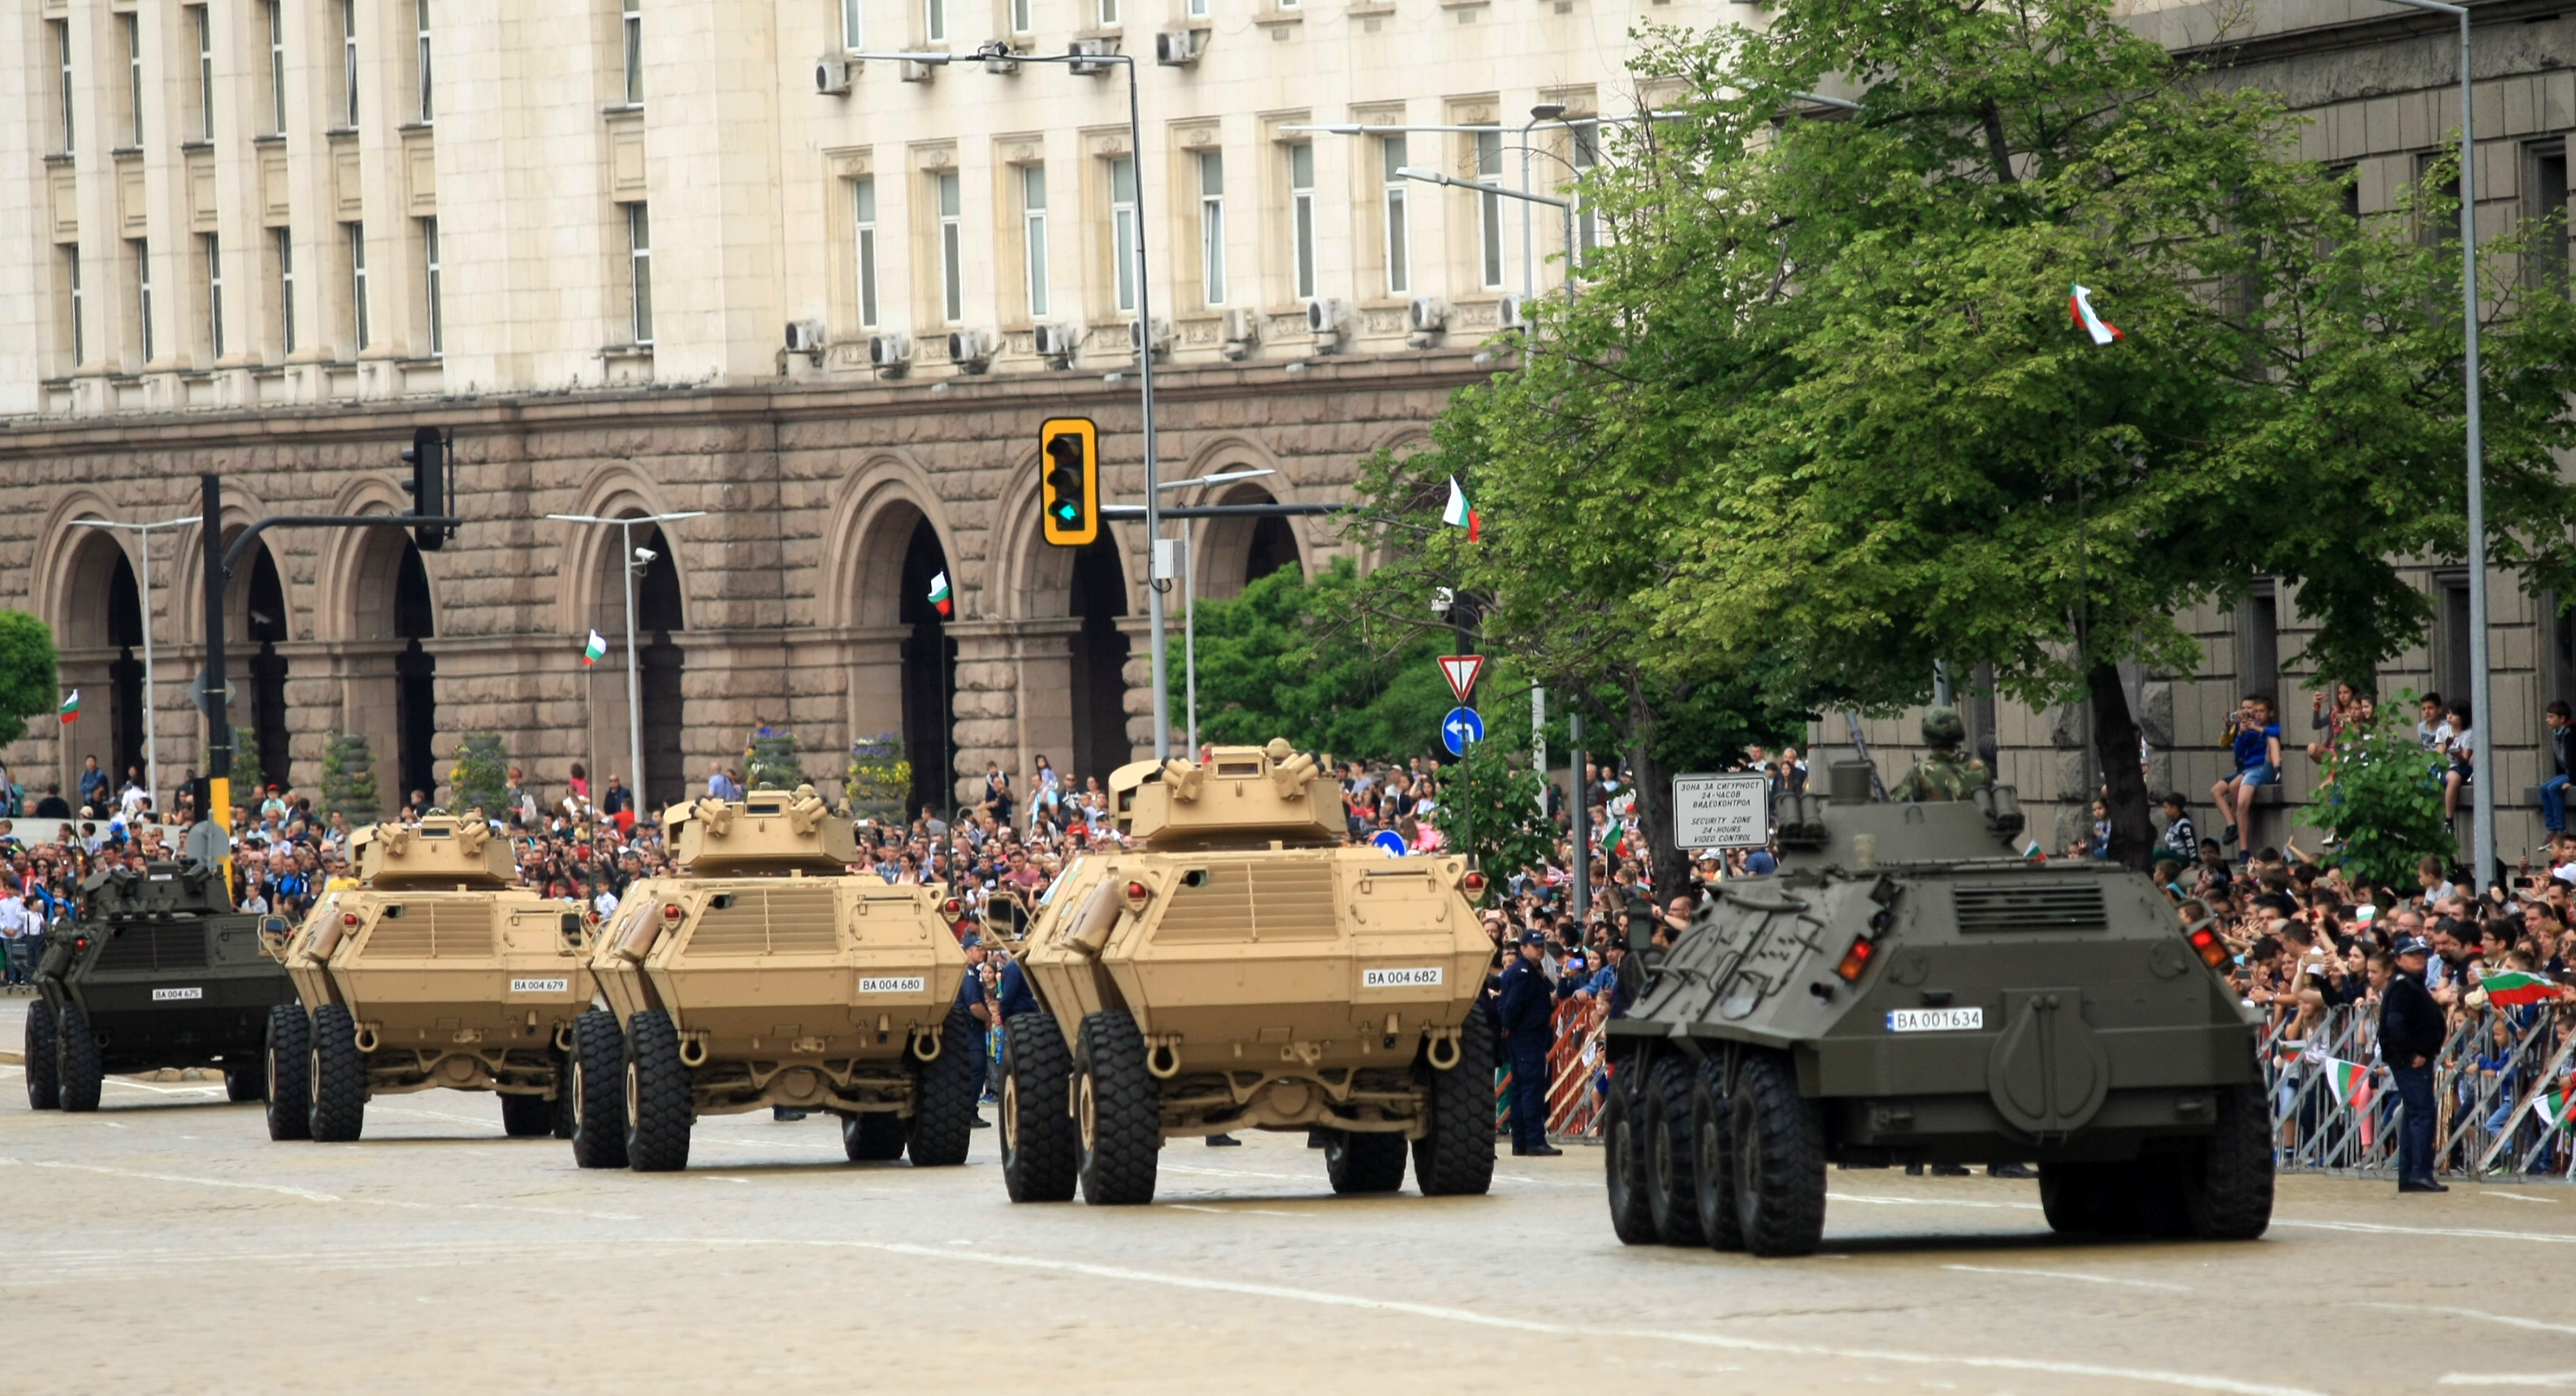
xmin=1672 ymin=772 xmax=1771 ymax=849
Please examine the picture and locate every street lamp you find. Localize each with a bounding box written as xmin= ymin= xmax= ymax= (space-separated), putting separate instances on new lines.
xmin=850 ymin=41 xmax=1175 ymax=760
xmin=546 ymin=511 xmax=705 ymax=814
xmin=67 ymin=513 xmax=199 ymax=810
xmin=1393 ymin=168 xmax=1576 ymax=303
xmin=1157 ymin=466 xmax=1276 ymax=752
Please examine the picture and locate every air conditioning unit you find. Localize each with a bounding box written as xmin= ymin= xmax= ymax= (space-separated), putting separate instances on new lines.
xmin=814 ymin=57 xmax=853 ymax=96
xmin=868 ymin=332 xmax=914 ymax=376
xmin=1304 ymin=297 xmax=1346 ymax=351
xmin=785 ymin=319 xmax=826 ymax=356
xmin=899 ymin=58 xmax=939 ymax=84
xmin=1407 ymin=297 xmax=1448 ymax=334
xmin=1219 ymin=308 xmax=1260 ymax=360
xmin=1032 ymin=322 xmax=1077 ymax=364
xmin=1128 ymin=317 xmax=1174 ymax=357
xmin=1067 ymin=38 xmax=1117 ymax=76
xmin=1497 ymin=294 xmax=1530 ymax=331
xmin=982 ymin=50 xmax=1021 ymax=75
xmin=946 ymin=328 xmax=995 ymax=373
xmin=1155 ymin=30 xmax=1205 ymax=66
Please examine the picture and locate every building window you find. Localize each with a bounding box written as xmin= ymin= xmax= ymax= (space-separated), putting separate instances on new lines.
xmin=422 ymin=217 xmax=443 ymax=356
xmin=54 ymin=21 xmax=74 ymax=154
xmin=343 ymin=0 xmax=362 ymax=128
xmin=1474 ymin=130 xmax=1504 ymax=291
xmin=349 ymin=223 xmax=370 ymax=351
xmin=417 ymin=0 xmax=435 ymax=123
xmin=854 ymin=179 xmax=880 ymax=329
xmin=936 ymin=171 xmax=964 ymax=324
xmin=1188 ymin=0 xmax=1209 ymax=17
xmin=268 ymin=2 xmax=288 ymax=136
xmin=66 ymin=246 xmax=84 ymax=367
xmin=275 ymin=228 xmax=297 ymax=354
xmin=1022 ymin=165 xmax=1050 ymax=319
xmin=1197 ymin=150 xmax=1226 ymax=306
xmin=123 ymin=14 xmax=143 ymax=148
xmin=2530 ymin=143 xmax=2570 ymax=290
xmin=194 ymin=6 xmax=215 ymax=140
xmin=621 ymin=0 xmax=643 ymax=104
xmin=925 ymin=0 xmax=946 ymax=45
xmin=1572 ymin=122 xmax=1600 ymax=261
xmin=627 ymin=203 xmax=654 ymax=344
xmin=1381 ymin=135 xmax=1409 ymax=296
xmin=842 ymin=0 xmax=865 ymax=49
xmin=203 ymin=234 xmax=225 ymax=359
xmin=1288 ymin=142 xmax=1315 ymax=300
xmin=132 ymin=239 xmax=154 ymax=363
xmin=1011 ymin=0 xmax=1033 ymax=34
xmin=1099 ymin=0 xmax=1120 ymax=25
xmin=1110 ymin=154 xmax=1138 ymax=313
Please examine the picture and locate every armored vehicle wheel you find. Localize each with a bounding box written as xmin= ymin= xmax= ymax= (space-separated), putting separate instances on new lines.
xmin=1644 ymin=1055 xmax=1705 ymax=1247
xmin=1730 ymin=1051 xmax=1825 ymax=1258
xmin=500 ymin=1091 xmax=556 ymax=1138
xmin=2180 ymin=1084 xmax=2274 ymax=1240
xmin=905 ymin=1001 xmax=982 ymax=1167
xmin=1322 ymin=1130 xmax=1409 ymax=1194
xmin=56 ymin=1001 xmax=105 ymax=1113
xmin=1000 ymin=1011 xmax=1077 ymax=1203
xmin=1410 ymin=1019 xmax=1496 ymax=1197
xmin=569 ymin=1009 xmax=629 ymax=1169
xmin=1690 ymin=1061 xmax=1745 ymax=1251
xmin=624 ymin=1009 xmax=693 ymax=1172
xmin=265 ymin=1005 xmax=312 ymax=1141
xmin=24 ymin=999 xmax=60 ymax=1110
xmin=844 ymin=1111 xmax=908 ymax=1161
xmin=1074 ymin=1010 xmax=1159 ymax=1206
xmin=1602 ymin=1067 xmax=1660 ymax=1244
xmin=2037 ymin=1162 xmax=2112 ymax=1234
xmin=551 ymin=1054 xmax=578 ymax=1140
xmin=308 ymin=1004 xmax=368 ymax=1142
xmin=224 ymin=1061 xmax=266 ymax=1103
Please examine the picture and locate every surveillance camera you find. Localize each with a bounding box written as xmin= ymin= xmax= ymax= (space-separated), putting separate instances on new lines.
xmin=634 ymin=547 xmax=657 ymax=564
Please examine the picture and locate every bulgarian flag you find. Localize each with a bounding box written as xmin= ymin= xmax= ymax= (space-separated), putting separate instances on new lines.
xmin=57 ymin=689 xmax=79 ymax=724
xmin=2071 ymin=283 xmax=2123 ymax=344
xmin=2021 ymin=840 xmax=2047 ymax=862
xmin=2533 ymin=1086 xmax=2576 ymax=1134
xmin=1598 ymin=815 xmax=1624 ymax=859
xmin=926 ymin=571 xmax=953 ymax=618
xmin=2480 ymin=969 xmax=2558 ymax=1006
xmin=1441 ymin=478 xmax=1481 ymax=542
xmin=2323 ymin=1058 xmax=2372 ymax=1109
xmin=582 ymin=630 xmax=608 ymax=667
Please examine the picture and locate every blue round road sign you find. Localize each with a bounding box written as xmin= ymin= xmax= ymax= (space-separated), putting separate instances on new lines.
xmin=1370 ymin=829 xmax=1409 ymax=858
xmin=1441 ymin=707 xmax=1485 ymax=758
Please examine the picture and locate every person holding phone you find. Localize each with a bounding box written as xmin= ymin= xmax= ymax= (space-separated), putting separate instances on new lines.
xmin=2210 ymin=693 xmax=2283 ymax=856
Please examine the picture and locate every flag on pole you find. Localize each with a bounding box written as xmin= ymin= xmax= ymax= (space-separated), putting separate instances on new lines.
xmin=1597 ymin=815 xmax=1624 ymax=859
xmin=926 ymin=571 xmax=953 ymax=618
xmin=2324 ymin=1058 xmax=2372 ymax=1109
xmin=2479 ymin=969 xmax=2559 ymax=1006
xmin=2070 ymin=283 xmax=2124 ymax=345
xmin=1441 ymin=478 xmax=1481 ymax=542
xmin=582 ymin=630 xmax=608 ymax=667
xmin=57 ymin=689 xmax=80 ymax=724
xmin=2532 ymin=1086 xmax=2576 ymax=1133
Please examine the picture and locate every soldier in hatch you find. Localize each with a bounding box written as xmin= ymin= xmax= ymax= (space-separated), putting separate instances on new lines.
xmin=1890 ymin=707 xmax=1991 ymax=803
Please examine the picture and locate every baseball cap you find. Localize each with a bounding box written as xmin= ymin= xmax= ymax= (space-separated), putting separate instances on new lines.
xmin=1519 ymin=928 xmax=1548 ymax=947
xmin=2394 ymin=936 xmax=2433 ymax=957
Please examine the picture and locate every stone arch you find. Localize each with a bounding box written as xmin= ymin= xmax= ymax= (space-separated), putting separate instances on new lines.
xmin=820 ymin=453 xmax=965 ymax=629
xmin=553 ymin=464 xmax=695 ymax=635
xmin=28 ymin=487 xmax=131 ymax=646
xmin=989 ymin=458 xmax=1145 ymax=624
xmin=311 ymin=475 xmax=435 ymax=644
xmin=168 ymin=481 xmax=275 ymax=646
xmin=39 ymin=502 xmax=149 ymax=793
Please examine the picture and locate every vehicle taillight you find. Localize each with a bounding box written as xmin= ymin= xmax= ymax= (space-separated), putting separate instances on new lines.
xmin=1834 ymin=936 xmax=1875 ymax=982
xmin=1461 ymin=871 xmax=1487 ymax=898
xmin=662 ymin=903 xmax=683 ymax=921
xmin=2186 ymin=925 xmax=2227 ymax=969
xmin=942 ymin=898 xmax=962 ymax=917
xmin=1123 ymin=880 xmax=1151 ymax=912
xmin=74 ymin=937 xmax=89 ymax=952
xmin=342 ymin=913 xmax=360 ymax=927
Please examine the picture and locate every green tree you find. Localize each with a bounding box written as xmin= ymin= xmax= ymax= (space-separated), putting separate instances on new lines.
xmin=2297 ymin=692 xmax=2453 ymax=889
xmin=450 ymin=733 xmax=509 ymax=816
xmin=0 ymin=611 xmax=61 ymax=750
xmin=226 ymin=726 xmax=266 ymax=803
xmin=747 ymin=729 xmax=801 ymax=790
xmin=1177 ymin=560 xmax=1458 ymax=763
xmin=1428 ymin=735 xmax=1559 ymax=880
xmin=321 ymin=732 xmax=382 ymax=825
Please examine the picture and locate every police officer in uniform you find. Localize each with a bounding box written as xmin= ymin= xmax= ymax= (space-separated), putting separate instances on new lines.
xmin=957 ymin=936 xmax=994 ymax=1126
xmin=1890 ymin=707 xmax=1991 ymax=803
xmin=1496 ymin=928 xmax=1561 ymax=1157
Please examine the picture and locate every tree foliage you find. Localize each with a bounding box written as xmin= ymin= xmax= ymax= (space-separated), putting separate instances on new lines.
xmin=2297 ymin=693 xmax=2455 ymax=888
xmin=1178 ymin=559 xmax=1459 ymax=763
xmin=0 ymin=611 xmax=60 ymax=751
xmin=1429 ymin=734 xmax=1561 ymax=880
xmin=321 ymin=732 xmax=381 ymax=825
xmin=449 ymin=733 xmax=509 ymax=817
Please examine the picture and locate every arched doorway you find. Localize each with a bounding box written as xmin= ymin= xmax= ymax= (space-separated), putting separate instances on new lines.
xmin=1197 ymin=486 xmax=1305 ymax=602
xmin=632 ymin=523 xmax=686 ymax=810
xmin=225 ymin=534 xmax=292 ymax=794
xmin=102 ymin=551 xmax=145 ymax=789
xmin=392 ymin=544 xmax=436 ymax=801
xmin=1067 ymin=534 xmax=1130 ymax=783
xmin=61 ymin=533 xmax=149 ymax=794
xmin=897 ymin=517 xmax=957 ymax=819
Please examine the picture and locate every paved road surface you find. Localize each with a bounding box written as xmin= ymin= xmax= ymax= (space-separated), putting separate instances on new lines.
xmin=2 ymin=1065 xmax=2566 ymax=1395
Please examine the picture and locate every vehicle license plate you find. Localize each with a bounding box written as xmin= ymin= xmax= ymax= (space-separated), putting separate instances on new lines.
xmin=509 ymin=978 xmax=570 ymax=994
xmin=859 ymin=976 xmax=928 ymax=994
xmin=1363 ymin=967 xmax=1444 ymax=988
xmin=1885 ymin=1008 xmax=1983 ymax=1033
xmin=151 ymin=987 xmax=203 ymax=1001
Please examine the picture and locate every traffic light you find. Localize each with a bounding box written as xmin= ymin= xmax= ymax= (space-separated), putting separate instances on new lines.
xmin=1039 ymin=417 xmax=1099 ymax=547
xmin=399 ymin=426 xmax=450 ymax=551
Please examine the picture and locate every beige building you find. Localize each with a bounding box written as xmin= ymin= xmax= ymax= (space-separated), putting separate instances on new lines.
xmin=0 ymin=0 xmax=1679 ymax=813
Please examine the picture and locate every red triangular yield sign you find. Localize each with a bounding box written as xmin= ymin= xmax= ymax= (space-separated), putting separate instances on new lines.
xmin=1439 ymin=655 xmax=1484 ymax=704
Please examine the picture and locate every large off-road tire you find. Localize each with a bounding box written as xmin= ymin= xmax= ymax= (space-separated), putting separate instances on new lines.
xmin=1644 ymin=1054 xmax=1705 ymax=1247
xmin=843 ymin=1111 xmax=908 ymax=1161
xmin=224 ymin=1060 xmax=266 ymax=1102
xmin=307 ymin=1004 xmax=368 ymax=1142
xmin=1730 ymin=1050 xmax=1826 ymax=1258
xmin=1075 ymin=1010 xmax=1159 ymax=1206
xmin=569 ymin=1009 xmax=629 ymax=1169
xmin=1000 ymin=1011 xmax=1077 ymax=1203
xmin=2037 ymin=1162 xmax=2110 ymax=1234
xmin=1323 ymin=1130 xmax=1409 ymax=1194
xmin=1410 ymin=1021 xmax=1496 ymax=1197
xmin=1602 ymin=1065 xmax=1660 ymax=1244
xmin=905 ymin=1001 xmax=982 ymax=1166
xmin=24 ymin=998 xmax=60 ymax=1110
xmin=551 ymin=1055 xmax=578 ymax=1140
xmin=264 ymin=1005 xmax=312 ymax=1141
xmin=500 ymin=1091 xmax=556 ymax=1138
xmin=623 ymin=1009 xmax=693 ymax=1173
xmin=56 ymin=1001 xmax=105 ymax=1113
xmin=2180 ymin=1083 xmax=2275 ymax=1241
xmin=1691 ymin=1061 xmax=1745 ymax=1251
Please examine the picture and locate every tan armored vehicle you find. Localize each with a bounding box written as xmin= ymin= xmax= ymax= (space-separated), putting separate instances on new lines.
xmin=580 ymin=787 xmax=981 ymax=1173
xmin=998 ymin=739 xmax=1496 ymax=1206
xmin=266 ymin=813 xmax=603 ymax=1146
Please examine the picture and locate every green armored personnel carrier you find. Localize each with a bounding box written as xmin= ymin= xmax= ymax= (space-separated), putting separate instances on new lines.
xmin=1602 ymin=763 xmax=2271 ymax=1256
xmin=25 ymin=855 xmax=296 ymax=1113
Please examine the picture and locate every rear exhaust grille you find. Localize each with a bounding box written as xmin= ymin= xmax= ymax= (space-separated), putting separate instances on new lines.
xmin=1954 ymin=882 xmax=2108 ymax=933
xmin=89 ymin=923 xmax=210 ymax=973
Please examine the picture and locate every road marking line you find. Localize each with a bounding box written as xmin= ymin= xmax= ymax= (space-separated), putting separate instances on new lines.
xmin=2357 ymin=1302 xmax=2576 ymax=1337
xmin=2275 ymin=1218 xmax=2576 ymax=1245
xmin=1941 ymin=1264 xmax=2191 ymax=1293
xmin=1826 ymin=1191 xmax=2043 ymax=1212
xmin=681 ymin=1237 xmax=2323 ymax=1396
xmin=2476 ymin=1191 xmax=2558 ymax=1205
xmin=2436 ymin=1375 xmax=2576 ymax=1388
xmin=1166 ymin=1204 xmax=1303 ymax=1217
xmin=0 ymin=1156 xmax=340 ymax=1202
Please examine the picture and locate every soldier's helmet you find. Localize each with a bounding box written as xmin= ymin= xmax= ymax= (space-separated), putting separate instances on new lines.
xmin=1921 ymin=706 xmax=1968 ymax=748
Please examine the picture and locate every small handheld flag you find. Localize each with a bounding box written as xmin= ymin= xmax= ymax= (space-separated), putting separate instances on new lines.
xmin=926 ymin=571 xmax=953 ymax=618
xmin=1440 ymin=478 xmax=1482 ymax=542
xmin=2533 ymin=1086 xmax=2576 ymax=1134
xmin=582 ymin=630 xmax=608 ymax=667
xmin=2071 ymin=283 xmax=2123 ymax=345
xmin=57 ymin=689 xmax=80 ymax=724
xmin=2479 ymin=969 xmax=2558 ymax=1007
xmin=2324 ymin=1058 xmax=2372 ymax=1109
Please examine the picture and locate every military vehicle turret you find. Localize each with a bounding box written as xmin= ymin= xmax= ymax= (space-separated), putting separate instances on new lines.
xmin=266 ymin=813 xmax=604 ymax=1145
xmin=996 ymin=740 xmax=1495 ymax=1206
xmin=581 ymin=787 xmax=981 ymax=1173
xmin=1601 ymin=762 xmax=2271 ymax=1256
xmin=25 ymin=853 xmax=296 ymax=1112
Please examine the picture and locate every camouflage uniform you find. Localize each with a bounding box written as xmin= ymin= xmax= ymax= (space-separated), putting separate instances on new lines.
xmin=1890 ymin=707 xmax=1992 ymax=803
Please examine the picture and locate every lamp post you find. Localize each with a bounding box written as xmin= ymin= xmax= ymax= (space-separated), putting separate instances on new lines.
xmin=68 ymin=513 xmax=200 ymax=810
xmin=546 ymin=511 xmax=705 ymax=813
xmin=1155 ymin=466 xmax=1275 ymax=754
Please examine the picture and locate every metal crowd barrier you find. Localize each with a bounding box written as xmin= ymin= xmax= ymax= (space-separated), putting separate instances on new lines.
xmin=2262 ymin=1002 xmax=2576 ymax=1180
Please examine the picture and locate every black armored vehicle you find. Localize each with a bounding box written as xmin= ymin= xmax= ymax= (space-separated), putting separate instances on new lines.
xmin=25 ymin=857 xmax=297 ymax=1112
xmin=1603 ymin=763 xmax=2270 ymax=1256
